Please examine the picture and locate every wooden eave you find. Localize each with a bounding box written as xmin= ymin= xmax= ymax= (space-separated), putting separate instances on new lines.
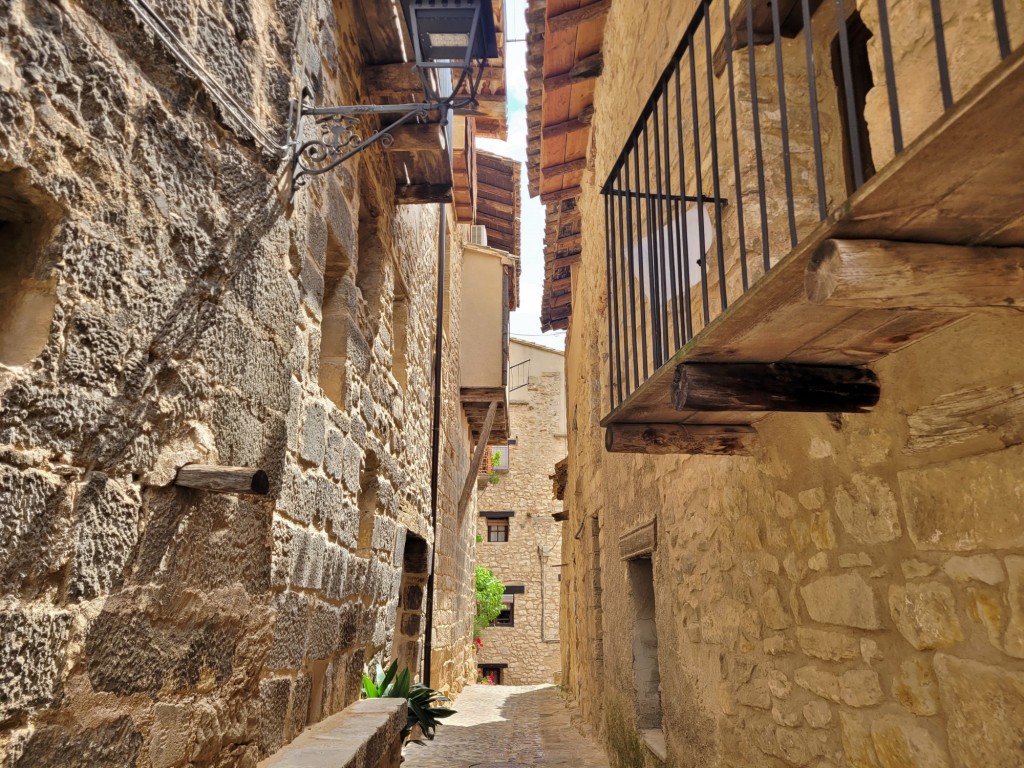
xmin=351 ymin=0 xmax=510 ymax=203
xmin=524 ymin=0 xmax=608 ymax=331
xmin=476 ymin=151 xmax=521 ymax=256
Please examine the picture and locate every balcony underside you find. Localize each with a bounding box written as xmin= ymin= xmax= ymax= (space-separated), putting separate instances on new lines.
xmin=602 ymin=47 xmax=1024 ymax=449
xmin=461 ymin=387 xmax=509 ymax=444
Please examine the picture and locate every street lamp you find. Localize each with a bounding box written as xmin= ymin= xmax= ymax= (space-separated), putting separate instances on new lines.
xmin=290 ymin=0 xmax=498 ymax=200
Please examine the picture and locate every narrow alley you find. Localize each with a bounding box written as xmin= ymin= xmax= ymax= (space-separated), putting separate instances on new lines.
xmin=402 ymin=686 xmax=609 ymax=768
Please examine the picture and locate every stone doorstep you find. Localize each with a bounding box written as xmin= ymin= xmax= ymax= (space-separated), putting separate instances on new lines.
xmin=259 ymin=699 xmax=407 ymax=768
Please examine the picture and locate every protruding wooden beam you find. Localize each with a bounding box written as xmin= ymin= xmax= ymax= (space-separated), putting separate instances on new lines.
xmin=553 ymin=233 xmax=582 ymax=251
xmin=672 ymin=362 xmax=880 ymax=413
xmin=542 ymin=157 xmax=588 ymax=178
xmin=544 ymin=53 xmax=605 ymax=91
xmin=542 ymin=117 xmax=591 ymax=140
xmin=458 ymin=400 xmax=499 ymax=520
xmin=386 ymin=124 xmax=445 ymax=153
xmin=605 ymin=423 xmax=757 ymax=455
xmin=806 ymin=238 xmax=1024 ymax=309
xmin=548 ymin=252 xmax=582 ymax=271
xmin=550 ymin=292 xmax=573 ymax=308
xmin=540 ymin=186 xmax=582 ymax=205
xmin=547 ymin=0 xmax=611 ymax=32
xmin=175 ymin=464 xmax=270 ymax=495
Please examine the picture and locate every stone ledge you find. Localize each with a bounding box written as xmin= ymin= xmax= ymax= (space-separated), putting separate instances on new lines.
xmin=258 ymin=699 xmax=406 ymax=768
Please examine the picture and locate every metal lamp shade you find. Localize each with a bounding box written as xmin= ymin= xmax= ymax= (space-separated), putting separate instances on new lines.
xmin=401 ymin=0 xmax=499 ymax=64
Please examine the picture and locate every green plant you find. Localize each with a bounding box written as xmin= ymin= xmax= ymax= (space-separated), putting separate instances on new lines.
xmin=488 ymin=450 xmax=502 ymax=485
xmin=476 ymin=533 xmax=483 ymax=543
xmin=361 ymin=660 xmax=455 ymax=743
xmin=474 ymin=565 xmax=504 ymax=636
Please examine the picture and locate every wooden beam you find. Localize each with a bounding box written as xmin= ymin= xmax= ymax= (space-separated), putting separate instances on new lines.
xmin=540 ymin=185 xmax=582 ymax=205
xmin=550 ymin=291 xmax=573 ymax=308
xmin=364 ymin=63 xmax=425 ymax=96
xmin=672 ymin=362 xmax=880 ymax=413
xmin=458 ymin=400 xmax=499 ymax=520
xmin=395 ymin=183 xmax=452 ymax=204
xmin=175 ymin=464 xmax=270 ymax=495
xmin=542 ymin=117 xmax=591 ymax=140
xmin=553 ymin=233 xmax=582 ymax=251
xmin=605 ymin=423 xmax=757 ymax=455
xmin=548 ymin=0 xmax=611 ymax=32
xmin=461 ymin=387 xmax=507 ymax=402
xmin=475 ymin=211 xmax=514 ymax=233
xmin=386 ymin=123 xmax=444 ymax=153
xmin=542 ymin=157 xmax=588 ymax=178
xmin=544 ymin=53 xmax=604 ymax=92
xmin=549 ymin=252 xmax=582 ymax=270
xmin=806 ymin=238 xmax=1024 ymax=309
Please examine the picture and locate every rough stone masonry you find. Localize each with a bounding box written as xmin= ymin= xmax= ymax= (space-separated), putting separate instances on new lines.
xmin=0 ymin=0 xmax=479 ymax=765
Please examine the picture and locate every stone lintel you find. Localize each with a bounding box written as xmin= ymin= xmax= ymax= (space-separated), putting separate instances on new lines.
xmin=619 ymin=518 xmax=657 ymax=560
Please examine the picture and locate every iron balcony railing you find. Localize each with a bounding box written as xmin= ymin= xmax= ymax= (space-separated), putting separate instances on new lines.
xmin=508 ymin=358 xmax=530 ymax=393
xmin=602 ymin=0 xmax=1017 ymax=413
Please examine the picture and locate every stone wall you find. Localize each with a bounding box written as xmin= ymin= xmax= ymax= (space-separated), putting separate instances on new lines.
xmin=0 ymin=0 xmax=476 ymax=764
xmin=476 ymin=345 xmax=564 ymax=685
xmin=559 ymin=1 xmax=1024 ymax=767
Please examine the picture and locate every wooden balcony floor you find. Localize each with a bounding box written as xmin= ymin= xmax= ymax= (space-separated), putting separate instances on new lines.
xmin=602 ymin=46 xmax=1024 ymax=432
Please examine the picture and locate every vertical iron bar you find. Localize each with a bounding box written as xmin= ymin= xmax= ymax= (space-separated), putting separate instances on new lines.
xmin=801 ymin=0 xmax=827 ymax=219
xmin=834 ymin=0 xmax=867 ymax=191
xmin=674 ymin=66 xmax=695 ymax=341
xmin=747 ymin=0 xmax=772 ymax=272
xmin=930 ymin=0 xmax=953 ymax=110
xmin=652 ymin=95 xmax=671 ymax=363
xmin=618 ymin=164 xmax=634 ymax=391
xmin=661 ymin=87 xmax=682 ymax=353
xmin=608 ymin=189 xmax=624 ymax=407
xmin=642 ymin=125 xmax=662 ymax=369
xmin=703 ymin=3 xmax=730 ymax=312
xmin=876 ymin=0 xmax=904 ymax=154
xmin=993 ymin=0 xmax=1011 ymax=59
xmin=619 ymin=165 xmax=637 ymax=395
xmin=604 ymin=192 xmax=618 ymax=409
xmin=632 ymin=149 xmax=650 ymax=381
xmin=722 ymin=0 xmax=750 ymax=291
xmin=770 ymin=0 xmax=798 ymax=247
xmin=689 ymin=39 xmax=711 ymax=326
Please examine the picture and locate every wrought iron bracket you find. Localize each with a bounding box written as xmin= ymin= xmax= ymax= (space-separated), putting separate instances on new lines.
xmin=288 ymin=90 xmax=443 ymax=201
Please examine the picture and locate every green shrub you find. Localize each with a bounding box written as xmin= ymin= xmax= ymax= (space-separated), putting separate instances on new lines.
xmin=474 ymin=565 xmax=504 ymax=636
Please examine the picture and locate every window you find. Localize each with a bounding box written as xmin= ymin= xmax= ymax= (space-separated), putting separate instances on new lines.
xmin=491 ymin=445 xmax=509 ymax=472
xmin=478 ymin=663 xmax=507 ymax=684
xmin=491 ymin=585 xmax=524 ymax=627
xmin=487 ymin=518 xmax=509 ymax=542
xmin=480 ymin=511 xmax=513 ymax=542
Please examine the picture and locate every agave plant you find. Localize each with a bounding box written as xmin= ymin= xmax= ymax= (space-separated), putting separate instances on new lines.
xmin=362 ymin=660 xmax=456 ymax=744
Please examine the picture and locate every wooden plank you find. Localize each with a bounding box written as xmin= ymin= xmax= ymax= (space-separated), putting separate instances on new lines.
xmin=673 ymin=362 xmax=880 ymax=413
xmin=540 ymin=186 xmax=582 ymax=204
xmin=605 ymin=423 xmax=756 ymax=455
xmin=553 ymin=232 xmax=582 ymax=250
xmin=542 ymin=117 xmax=591 ymax=140
xmin=550 ymin=292 xmax=573 ymax=308
xmin=175 ymin=464 xmax=270 ymax=495
xmin=457 ymin=400 xmax=499 ymax=520
xmin=542 ymin=157 xmax=587 ymax=178
xmin=476 ymin=211 xmax=515 ymax=234
xmin=549 ymin=251 xmax=582 ymax=270
xmin=806 ymin=239 xmax=1024 ymax=309
xmin=461 ymin=387 xmax=507 ymax=402
xmin=547 ymin=0 xmax=611 ymax=32
xmin=394 ymin=183 xmax=452 ymax=204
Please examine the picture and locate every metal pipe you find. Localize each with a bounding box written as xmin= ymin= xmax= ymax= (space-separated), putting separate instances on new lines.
xmin=423 ymin=190 xmax=448 ymax=688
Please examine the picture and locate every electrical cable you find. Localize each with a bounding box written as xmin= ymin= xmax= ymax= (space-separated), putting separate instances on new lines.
xmin=127 ymin=0 xmax=290 ymax=155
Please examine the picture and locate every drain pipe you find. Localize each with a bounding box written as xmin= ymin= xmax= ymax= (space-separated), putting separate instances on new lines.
xmin=423 ymin=199 xmax=447 ymax=687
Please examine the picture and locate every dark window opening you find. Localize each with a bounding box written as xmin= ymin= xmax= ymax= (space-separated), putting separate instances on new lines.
xmin=831 ymin=12 xmax=877 ymax=195
xmin=492 ymin=592 xmax=516 ymax=627
xmin=356 ymin=450 xmax=380 ymax=556
xmin=478 ymin=663 xmax=507 ymax=684
xmin=629 ymin=557 xmax=662 ymax=731
xmin=487 ymin=518 xmax=509 ymax=542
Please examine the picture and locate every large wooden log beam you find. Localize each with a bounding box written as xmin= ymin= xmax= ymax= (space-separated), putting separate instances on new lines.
xmin=605 ymin=423 xmax=757 ymax=455
xmin=385 ymin=124 xmax=445 ymax=153
xmin=175 ymin=464 xmax=270 ymax=495
xmin=806 ymin=238 xmax=1024 ymax=309
xmin=458 ymin=400 xmax=499 ymax=520
xmin=672 ymin=362 xmax=880 ymax=413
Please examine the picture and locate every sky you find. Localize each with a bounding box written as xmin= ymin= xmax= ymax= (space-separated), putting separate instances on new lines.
xmin=476 ymin=0 xmax=567 ymax=352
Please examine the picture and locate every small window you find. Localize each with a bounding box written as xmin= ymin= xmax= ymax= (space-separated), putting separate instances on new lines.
xmin=487 ymin=518 xmax=509 ymax=542
xmin=493 ymin=594 xmax=515 ymax=627
xmin=478 ymin=663 xmax=507 ymax=684
xmin=492 ymin=445 xmax=510 ymax=472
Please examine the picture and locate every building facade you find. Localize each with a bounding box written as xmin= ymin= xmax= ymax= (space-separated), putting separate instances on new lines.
xmin=475 ymin=339 xmax=565 ymax=686
xmin=0 ymin=0 xmax=515 ymax=765
xmin=526 ymin=0 xmax=1024 ymax=767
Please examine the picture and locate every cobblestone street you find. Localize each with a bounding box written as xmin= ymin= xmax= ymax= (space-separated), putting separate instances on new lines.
xmin=402 ymin=685 xmax=609 ymax=768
